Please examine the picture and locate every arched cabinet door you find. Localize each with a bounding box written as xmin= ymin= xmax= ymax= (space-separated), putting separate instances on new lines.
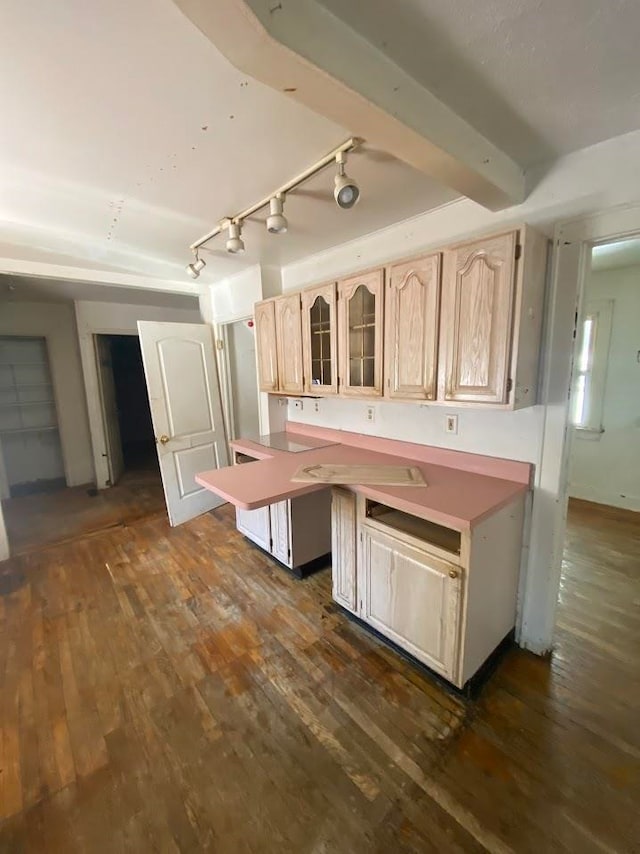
xmin=439 ymin=231 xmax=518 ymax=404
xmin=384 ymin=253 xmax=441 ymax=400
xmin=274 ymin=293 xmax=304 ymax=395
xmin=254 ymin=299 xmax=278 ymax=392
xmin=301 ymin=282 xmax=337 ymax=395
xmin=337 ymin=269 xmax=384 ymax=397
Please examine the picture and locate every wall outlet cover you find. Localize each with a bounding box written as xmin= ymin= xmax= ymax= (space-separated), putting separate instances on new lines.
xmin=366 ymin=406 xmax=375 ymax=423
xmin=445 ymin=414 xmax=458 ymax=434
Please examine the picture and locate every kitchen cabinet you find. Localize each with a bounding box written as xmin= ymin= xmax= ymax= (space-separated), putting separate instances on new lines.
xmin=438 ymin=226 xmax=547 ymax=407
xmin=301 ymin=282 xmax=338 ymax=395
xmin=275 ymin=293 xmax=304 ymax=395
xmin=384 ymin=252 xmax=441 ymax=400
xmin=330 ymin=488 xmax=525 ymax=690
xmin=331 ymin=487 xmax=357 ymax=612
xmin=337 ymin=269 xmax=384 ymax=397
xmin=255 ymin=299 xmax=278 ymax=392
xmin=236 ymin=505 xmax=271 ymax=552
xmin=361 ymin=526 xmax=461 ymax=680
xmin=233 ymin=449 xmax=331 ymax=574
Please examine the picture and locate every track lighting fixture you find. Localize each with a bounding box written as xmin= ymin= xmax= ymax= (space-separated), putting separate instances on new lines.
xmin=185 ymin=252 xmax=206 ymax=279
xmin=187 ymin=137 xmax=362 ymax=263
xmin=226 ymin=221 xmax=245 ymax=254
xmin=266 ymin=193 xmax=288 ymax=234
xmin=334 ymin=151 xmax=360 ymax=210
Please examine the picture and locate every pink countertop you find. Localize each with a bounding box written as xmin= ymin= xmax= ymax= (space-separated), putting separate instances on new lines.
xmin=196 ymin=426 xmax=532 ymax=532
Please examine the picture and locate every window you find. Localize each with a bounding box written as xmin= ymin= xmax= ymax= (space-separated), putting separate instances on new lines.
xmin=571 ymin=299 xmax=613 ymax=432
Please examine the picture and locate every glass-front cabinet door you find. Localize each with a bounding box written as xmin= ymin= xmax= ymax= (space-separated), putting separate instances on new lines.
xmin=338 ymin=269 xmax=384 ymax=396
xmin=301 ymin=282 xmax=337 ymax=395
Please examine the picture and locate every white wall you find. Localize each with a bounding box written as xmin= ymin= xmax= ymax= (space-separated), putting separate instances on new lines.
xmin=75 ymin=299 xmax=202 ymax=488
xmin=0 ymin=301 xmax=94 ymax=487
xmin=569 ymin=264 xmax=640 ymax=511
xmin=0 ymin=499 xmax=8 ymax=562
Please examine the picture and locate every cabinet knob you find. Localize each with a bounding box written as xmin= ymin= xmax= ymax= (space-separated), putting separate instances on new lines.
xmin=157 ymin=434 xmax=170 ymax=445
xmin=448 ymin=569 xmax=458 ymax=579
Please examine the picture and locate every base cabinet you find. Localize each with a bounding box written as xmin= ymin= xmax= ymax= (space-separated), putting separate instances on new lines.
xmin=236 ymin=490 xmax=331 ymax=572
xmin=330 ymin=488 xmax=525 ymax=690
xmin=361 ymin=528 xmax=461 ymax=681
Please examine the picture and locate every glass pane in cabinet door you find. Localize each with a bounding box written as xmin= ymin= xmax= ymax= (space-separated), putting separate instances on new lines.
xmin=310 ymin=296 xmax=332 ymax=386
xmin=348 ymin=285 xmax=376 ymax=387
xmin=349 ymin=358 xmax=362 ymax=387
xmin=322 ymin=359 xmax=332 ymax=386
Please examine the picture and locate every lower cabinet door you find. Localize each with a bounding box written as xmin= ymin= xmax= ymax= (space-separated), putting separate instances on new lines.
xmin=269 ymin=500 xmax=291 ymax=566
xmin=236 ymin=506 xmax=271 ymax=552
xmin=361 ymin=527 xmax=462 ymax=681
xmin=331 ymin=487 xmax=357 ymax=613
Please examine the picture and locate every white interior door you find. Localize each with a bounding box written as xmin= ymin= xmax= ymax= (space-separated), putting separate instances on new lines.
xmin=95 ymin=336 xmax=124 ymax=486
xmin=137 ymin=321 xmax=228 ymax=526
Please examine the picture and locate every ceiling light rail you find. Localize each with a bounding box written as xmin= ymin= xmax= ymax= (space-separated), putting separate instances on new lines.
xmin=186 ymin=136 xmax=362 ymax=276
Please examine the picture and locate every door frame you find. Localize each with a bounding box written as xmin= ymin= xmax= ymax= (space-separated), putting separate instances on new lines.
xmin=518 ymin=201 xmax=640 ymax=654
xmin=215 ymin=315 xmax=260 ymax=450
xmin=79 ymin=328 xmax=138 ymax=489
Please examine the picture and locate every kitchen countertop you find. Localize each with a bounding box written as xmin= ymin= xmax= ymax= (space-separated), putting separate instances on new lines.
xmin=196 ymin=429 xmax=530 ymax=532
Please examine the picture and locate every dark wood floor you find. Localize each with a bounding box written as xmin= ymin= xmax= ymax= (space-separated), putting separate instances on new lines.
xmin=0 ymin=498 xmax=638 ymax=852
xmin=2 ymin=468 xmax=165 ymax=556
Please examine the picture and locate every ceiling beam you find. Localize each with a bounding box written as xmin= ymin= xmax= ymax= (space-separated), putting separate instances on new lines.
xmin=174 ymin=0 xmax=525 ymax=210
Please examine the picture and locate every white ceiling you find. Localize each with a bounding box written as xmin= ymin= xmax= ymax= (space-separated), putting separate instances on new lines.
xmin=0 ymin=274 xmax=199 ymax=309
xmin=2 ymin=0 xmax=639 ymax=292
xmin=0 ymin=0 xmax=457 ymax=288
xmin=319 ymin=0 xmax=640 ymax=166
xmin=591 ymin=238 xmax=640 ymax=272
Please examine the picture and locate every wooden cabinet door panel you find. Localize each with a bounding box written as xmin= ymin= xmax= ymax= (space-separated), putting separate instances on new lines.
xmin=301 ymin=282 xmax=337 ymax=395
xmin=440 ymin=231 xmax=517 ymax=403
xmin=361 ymin=528 xmax=461 ymax=680
xmin=269 ymin=500 xmax=291 ymax=566
xmin=275 ymin=294 xmax=304 ymax=394
xmin=385 ymin=253 xmax=441 ymax=399
xmin=255 ymin=300 xmax=278 ymax=392
xmin=331 ymin=487 xmax=357 ymax=613
xmin=338 ymin=269 xmax=384 ymax=397
xmin=236 ymin=506 xmax=271 ymax=552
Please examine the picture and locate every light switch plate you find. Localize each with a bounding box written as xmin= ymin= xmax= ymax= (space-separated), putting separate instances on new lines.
xmin=445 ymin=414 xmax=458 ymax=434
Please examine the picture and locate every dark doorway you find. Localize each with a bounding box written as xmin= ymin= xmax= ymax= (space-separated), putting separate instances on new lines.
xmin=105 ymin=335 xmax=157 ymax=473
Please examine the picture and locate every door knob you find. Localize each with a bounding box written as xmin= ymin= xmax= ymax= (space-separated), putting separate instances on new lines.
xmin=158 ymin=434 xmax=170 ymax=445
xmin=448 ymin=569 xmax=458 ymax=579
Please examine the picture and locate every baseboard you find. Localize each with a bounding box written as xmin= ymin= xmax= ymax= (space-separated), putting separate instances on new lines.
xmin=568 ymin=487 xmax=640 ymax=513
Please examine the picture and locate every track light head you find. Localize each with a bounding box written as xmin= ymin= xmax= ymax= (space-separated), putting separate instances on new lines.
xmin=226 ymin=221 xmax=245 ymax=254
xmin=266 ymin=194 xmax=288 ymax=234
xmin=334 ymin=151 xmax=360 ymax=210
xmin=186 ymin=254 xmax=206 ymax=279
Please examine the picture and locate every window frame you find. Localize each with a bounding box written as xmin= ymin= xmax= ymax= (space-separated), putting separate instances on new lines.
xmin=571 ymin=298 xmax=613 ymax=435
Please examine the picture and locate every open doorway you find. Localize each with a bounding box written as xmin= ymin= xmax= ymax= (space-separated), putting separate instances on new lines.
xmin=553 ymin=234 xmax=639 ymax=710
xmin=95 ymin=334 xmax=158 ymax=483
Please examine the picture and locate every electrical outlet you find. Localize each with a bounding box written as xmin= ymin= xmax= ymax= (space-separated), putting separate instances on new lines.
xmin=277 ymin=397 xmax=287 ymax=407
xmin=314 ymin=400 xmax=320 ymax=413
xmin=366 ymin=406 xmax=375 ymax=423
xmin=292 ymin=399 xmax=304 ymax=411
xmin=445 ymin=414 xmax=458 ymax=434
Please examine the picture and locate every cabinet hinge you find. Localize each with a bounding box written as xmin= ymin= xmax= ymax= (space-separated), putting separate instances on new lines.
xmin=287 ymin=547 xmax=291 ymax=560
xmin=515 ymin=244 xmax=522 ymax=261
xmin=506 ymin=377 xmax=513 ymax=393
xmin=359 ymin=531 xmax=363 ymax=543
xmin=216 ymin=339 xmax=224 ymax=350
xmin=269 ymin=538 xmax=273 ymax=551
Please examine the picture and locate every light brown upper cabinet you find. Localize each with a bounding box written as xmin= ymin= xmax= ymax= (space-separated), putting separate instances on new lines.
xmin=438 ymin=227 xmax=547 ymax=408
xmin=301 ymin=282 xmax=338 ymax=395
xmin=274 ymin=293 xmax=304 ymax=395
xmin=255 ymin=298 xmax=278 ymax=392
xmin=384 ymin=253 xmax=441 ymax=400
xmin=338 ymin=269 xmax=384 ymax=397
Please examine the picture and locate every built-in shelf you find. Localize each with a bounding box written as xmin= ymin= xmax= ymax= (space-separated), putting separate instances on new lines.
xmin=0 ymin=400 xmax=54 ymax=408
xmin=365 ymin=499 xmax=461 ymax=555
xmin=0 ymin=425 xmax=58 ymax=436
